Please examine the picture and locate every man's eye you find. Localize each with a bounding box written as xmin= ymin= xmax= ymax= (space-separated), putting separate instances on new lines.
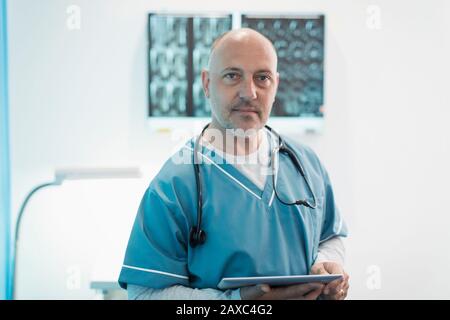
xmin=224 ymin=73 xmax=239 ymax=80
xmin=256 ymin=75 xmax=270 ymax=81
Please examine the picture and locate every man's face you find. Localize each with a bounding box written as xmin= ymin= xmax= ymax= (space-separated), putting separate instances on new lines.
xmin=202 ymin=32 xmax=279 ymax=132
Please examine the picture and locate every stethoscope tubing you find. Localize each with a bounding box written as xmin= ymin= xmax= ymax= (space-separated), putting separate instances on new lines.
xmin=190 ymin=123 xmax=317 ymax=247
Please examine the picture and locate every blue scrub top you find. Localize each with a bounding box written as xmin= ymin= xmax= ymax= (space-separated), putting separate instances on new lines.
xmin=118 ymin=131 xmax=348 ymax=290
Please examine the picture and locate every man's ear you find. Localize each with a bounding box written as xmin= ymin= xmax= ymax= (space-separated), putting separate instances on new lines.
xmin=201 ymin=69 xmax=210 ymax=98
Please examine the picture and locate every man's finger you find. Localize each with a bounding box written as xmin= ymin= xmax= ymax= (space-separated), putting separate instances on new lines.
xmin=270 ymin=282 xmax=324 ymax=300
xmin=342 ymin=282 xmax=350 ymax=295
xmin=283 ymin=282 xmax=322 ymax=297
xmin=240 ymin=284 xmax=271 ymax=299
xmin=303 ymin=288 xmax=323 ymax=300
xmin=336 ymin=274 xmax=350 ymax=293
xmin=297 ymin=282 xmax=325 ymax=294
xmin=338 ymin=286 xmax=347 ymax=300
xmin=311 ymin=265 xmax=327 ymax=275
xmin=334 ymin=281 xmax=349 ymax=300
xmin=324 ymin=278 xmax=343 ymax=295
xmin=288 ymin=285 xmax=324 ymax=300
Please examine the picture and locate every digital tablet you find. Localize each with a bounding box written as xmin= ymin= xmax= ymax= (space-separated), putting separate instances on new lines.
xmin=217 ymin=274 xmax=343 ymax=290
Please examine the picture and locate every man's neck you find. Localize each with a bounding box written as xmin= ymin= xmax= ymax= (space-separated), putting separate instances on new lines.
xmin=203 ymin=121 xmax=263 ymax=156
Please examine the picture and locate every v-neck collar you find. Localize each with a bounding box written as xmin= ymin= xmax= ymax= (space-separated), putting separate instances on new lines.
xmin=187 ymin=129 xmax=278 ymax=204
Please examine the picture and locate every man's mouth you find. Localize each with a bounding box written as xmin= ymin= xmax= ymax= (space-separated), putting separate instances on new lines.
xmin=233 ymin=108 xmax=257 ymax=113
xmin=232 ymin=106 xmax=259 ymax=114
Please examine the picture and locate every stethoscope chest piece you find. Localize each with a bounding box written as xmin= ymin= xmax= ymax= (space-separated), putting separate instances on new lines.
xmin=189 ymin=226 xmax=206 ymax=247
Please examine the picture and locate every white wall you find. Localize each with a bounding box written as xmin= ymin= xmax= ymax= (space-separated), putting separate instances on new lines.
xmin=7 ymin=0 xmax=450 ymax=299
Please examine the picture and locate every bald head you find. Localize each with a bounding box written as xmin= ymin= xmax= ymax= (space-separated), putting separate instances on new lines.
xmin=207 ymin=28 xmax=278 ymax=71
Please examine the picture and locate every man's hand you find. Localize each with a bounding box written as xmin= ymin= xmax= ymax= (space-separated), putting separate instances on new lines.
xmin=240 ymin=282 xmax=325 ymax=300
xmin=310 ymin=261 xmax=349 ymax=300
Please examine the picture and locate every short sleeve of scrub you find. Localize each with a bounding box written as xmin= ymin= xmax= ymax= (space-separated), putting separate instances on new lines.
xmin=118 ymin=186 xmax=190 ymax=290
xmin=319 ymin=167 xmax=349 ymax=243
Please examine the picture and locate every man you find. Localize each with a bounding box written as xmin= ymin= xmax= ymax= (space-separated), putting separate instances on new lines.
xmin=119 ymin=28 xmax=349 ymax=300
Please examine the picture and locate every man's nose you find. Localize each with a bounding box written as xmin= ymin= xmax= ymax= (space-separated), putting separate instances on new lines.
xmin=239 ymin=78 xmax=257 ymax=100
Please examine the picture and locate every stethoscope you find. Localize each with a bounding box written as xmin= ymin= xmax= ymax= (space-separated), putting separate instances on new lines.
xmin=189 ymin=123 xmax=317 ymax=247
